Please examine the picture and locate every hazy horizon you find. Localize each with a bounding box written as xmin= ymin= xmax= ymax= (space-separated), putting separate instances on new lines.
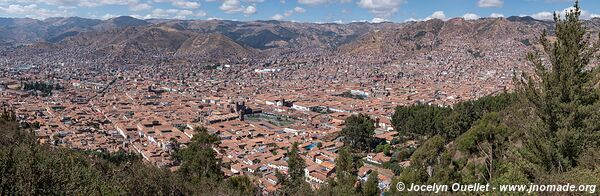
xmin=1 ymin=0 xmax=599 ymax=23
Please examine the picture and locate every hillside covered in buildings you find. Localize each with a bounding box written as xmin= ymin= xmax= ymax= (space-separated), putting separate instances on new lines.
xmin=1 ymin=1 xmax=600 ymax=196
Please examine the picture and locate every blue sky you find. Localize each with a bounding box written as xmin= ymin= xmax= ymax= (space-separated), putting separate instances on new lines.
xmin=0 ymin=0 xmax=598 ymax=23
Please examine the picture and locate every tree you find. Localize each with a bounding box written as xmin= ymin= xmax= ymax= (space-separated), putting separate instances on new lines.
xmin=336 ymin=147 xmax=362 ymax=184
xmin=517 ymin=1 xmax=600 ymax=172
xmin=21 ymin=81 xmax=58 ymax=97
xmin=375 ymin=143 xmax=392 ymax=156
xmin=454 ymin=112 xmax=511 ymax=183
xmin=1 ymin=108 xmax=16 ymax=122
xmin=391 ymin=94 xmax=515 ymax=140
xmin=0 ymin=115 xmax=108 ymax=195
xmin=0 ymin=109 xmax=265 ymax=195
xmin=277 ymin=143 xmax=312 ymax=196
xmin=445 ymin=93 xmax=516 ymax=139
xmin=396 ymin=166 xmax=427 ymax=186
xmin=287 ymin=143 xmax=306 ymax=184
xmin=176 ymin=127 xmax=223 ymax=185
xmin=410 ymin=135 xmax=445 ymax=170
xmin=341 ymin=114 xmax=376 ymax=152
xmin=336 ymin=147 xmax=361 ymax=180
xmin=116 ymin=162 xmax=188 ymax=195
xmin=223 ymin=175 xmax=258 ymax=196
xmin=382 ymin=144 xmax=391 ymax=156
xmin=313 ymin=147 xmax=363 ymax=196
xmin=363 ymin=171 xmax=379 ymax=196
xmin=392 ymin=104 xmax=451 ymax=138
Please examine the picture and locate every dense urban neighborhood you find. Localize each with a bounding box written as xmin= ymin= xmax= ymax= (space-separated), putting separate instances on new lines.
xmin=1 ymin=1 xmax=599 ymax=195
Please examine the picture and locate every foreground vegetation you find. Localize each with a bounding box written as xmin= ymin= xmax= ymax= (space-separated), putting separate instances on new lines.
xmin=0 ymin=111 xmax=257 ymax=195
xmin=385 ymin=3 xmax=600 ymax=194
xmin=1 ymin=2 xmax=599 ymax=196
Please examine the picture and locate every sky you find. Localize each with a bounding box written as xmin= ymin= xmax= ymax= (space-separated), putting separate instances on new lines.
xmin=0 ymin=0 xmax=599 ymax=23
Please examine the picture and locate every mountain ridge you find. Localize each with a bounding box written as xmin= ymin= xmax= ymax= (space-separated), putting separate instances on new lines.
xmin=1 ymin=16 xmax=599 ymax=64
xmin=0 ymin=15 xmax=581 ymax=45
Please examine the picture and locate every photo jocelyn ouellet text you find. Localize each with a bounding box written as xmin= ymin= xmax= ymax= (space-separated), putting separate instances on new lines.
xmin=396 ymin=182 xmax=597 ymax=194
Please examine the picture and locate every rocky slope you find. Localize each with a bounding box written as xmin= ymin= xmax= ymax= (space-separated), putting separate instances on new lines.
xmin=1 ymin=16 xmax=598 ymax=64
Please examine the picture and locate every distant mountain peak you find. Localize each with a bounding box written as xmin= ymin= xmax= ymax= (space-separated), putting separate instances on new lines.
xmin=106 ymin=16 xmax=149 ymax=27
xmin=507 ymin=16 xmax=537 ymax=22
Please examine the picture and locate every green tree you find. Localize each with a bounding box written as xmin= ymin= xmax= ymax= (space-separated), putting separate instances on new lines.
xmin=336 ymin=147 xmax=361 ymax=180
xmin=392 ymin=104 xmax=451 ymax=138
xmin=287 ymin=143 xmax=306 ymax=184
xmin=454 ymin=112 xmax=511 ymax=183
xmin=336 ymin=147 xmax=363 ymax=194
xmin=410 ymin=135 xmax=445 ymax=170
xmin=277 ymin=143 xmax=312 ymax=196
xmin=396 ymin=166 xmax=427 ymax=185
xmin=341 ymin=114 xmax=376 ymax=152
xmin=375 ymin=144 xmax=384 ymax=153
xmin=383 ymin=144 xmax=391 ymax=156
xmin=115 ymin=162 xmax=188 ymax=195
xmin=313 ymin=147 xmax=363 ymax=196
xmin=375 ymin=144 xmax=392 ymax=156
xmin=517 ymin=1 xmax=600 ymax=172
xmin=176 ymin=127 xmax=223 ymax=185
xmin=0 ymin=116 xmax=108 ymax=195
xmin=0 ymin=112 xmax=263 ymax=195
xmin=363 ymin=171 xmax=379 ymax=196
xmin=223 ymin=175 xmax=258 ymax=196
xmin=446 ymin=93 xmax=516 ymax=139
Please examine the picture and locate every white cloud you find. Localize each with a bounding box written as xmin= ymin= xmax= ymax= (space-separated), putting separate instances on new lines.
xmin=370 ymin=17 xmax=387 ymax=23
xmin=284 ymin=10 xmax=294 ymax=17
xmin=57 ymin=5 xmax=76 ymax=9
xmin=561 ymin=6 xmax=598 ymax=19
xmin=219 ymin=0 xmax=257 ymax=15
xmin=489 ymin=13 xmax=504 ymax=18
xmin=270 ymin=13 xmax=283 ymax=20
xmin=530 ymin=11 xmax=553 ymax=20
xmin=129 ymin=14 xmax=143 ymax=19
xmin=195 ymin=10 xmax=206 ymax=17
xmin=273 ymin=6 xmax=306 ymax=20
xmin=176 ymin=10 xmax=193 ymax=15
xmin=0 ymin=0 xmax=146 ymax=8
xmin=143 ymin=8 xmax=202 ymax=19
xmin=243 ymin=5 xmax=256 ymax=15
xmin=293 ymin=6 xmax=305 ymax=13
xmin=0 ymin=4 xmax=71 ymax=19
xmin=172 ymin=1 xmax=200 ymax=9
xmin=404 ymin=11 xmax=446 ymax=22
xmin=462 ymin=13 xmax=480 ymax=20
xmin=404 ymin=18 xmax=418 ymax=22
xmin=527 ymin=6 xmax=600 ymax=21
xmin=478 ymin=0 xmax=503 ymax=8
xmin=79 ymin=0 xmax=140 ymax=7
xmin=298 ymin=0 xmax=331 ymax=6
xmin=219 ymin=0 xmax=243 ymax=13
xmin=129 ymin=3 xmax=151 ymax=11
xmin=425 ymin=11 xmax=446 ymax=20
xmin=101 ymin=13 xmax=118 ymax=20
xmin=357 ymin=0 xmax=406 ymax=18
xmin=146 ymin=8 xmax=169 ymax=18
xmin=296 ymin=0 xmax=351 ymax=6
xmin=4 ymin=0 xmax=158 ymax=14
